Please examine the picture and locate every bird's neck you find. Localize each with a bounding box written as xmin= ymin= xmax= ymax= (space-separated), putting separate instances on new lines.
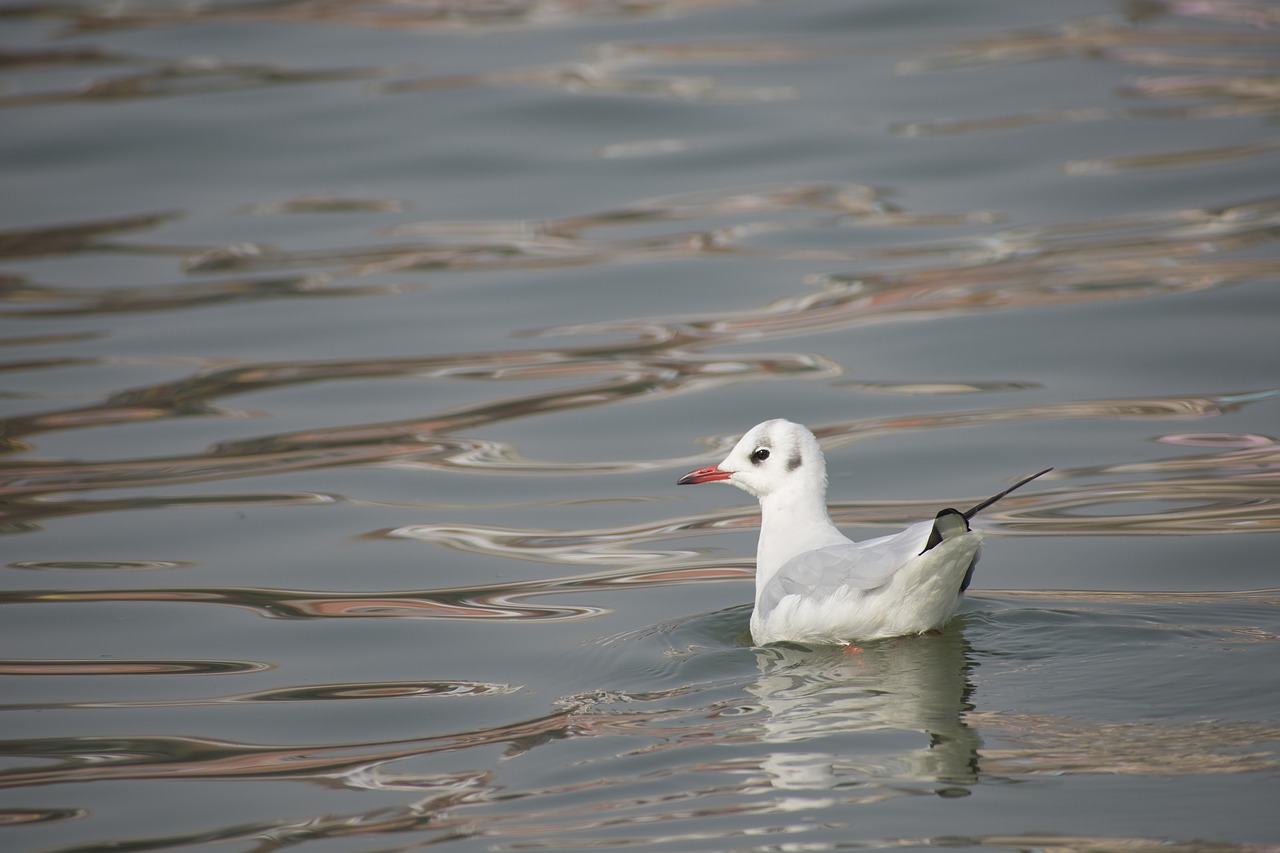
xmin=754 ymin=482 xmax=848 ymax=595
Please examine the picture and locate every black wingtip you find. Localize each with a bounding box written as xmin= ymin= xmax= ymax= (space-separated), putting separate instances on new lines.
xmin=921 ymin=468 xmax=1051 ymax=589
xmin=919 ymin=507 xmax=968 ymax=555
xmin=962 ymin=467 xmax=1053 ymax=520
xmin=919 ymin=468 xmax=1052 ymax=556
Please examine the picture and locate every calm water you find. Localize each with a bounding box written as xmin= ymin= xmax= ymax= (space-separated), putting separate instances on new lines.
xmin=2 ymin=1 xmax=1279 ymax=850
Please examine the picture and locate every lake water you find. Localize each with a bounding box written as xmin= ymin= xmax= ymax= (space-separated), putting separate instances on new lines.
xmin=2 ymin=1 xmax=1279 ymax=850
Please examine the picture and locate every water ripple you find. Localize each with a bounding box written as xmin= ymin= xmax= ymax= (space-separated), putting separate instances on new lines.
xmin=3 ymin=3 xmax=1278 ymax=853
xmin=2 ymin=680 xmax=520 ymax=711
xmin=2 ymin=614 xmax=1272 ymax=851
xmin=0 ymin=659 xmax=271 ymax=676
xmin=0 ymin=211 xmax=180 ymax=259
xmin=0 ymin=564 xmax=750 ymax=622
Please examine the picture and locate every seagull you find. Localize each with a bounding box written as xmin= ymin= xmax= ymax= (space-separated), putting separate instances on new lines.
xmin=677 ymin=419 xmax=1049 ymax=646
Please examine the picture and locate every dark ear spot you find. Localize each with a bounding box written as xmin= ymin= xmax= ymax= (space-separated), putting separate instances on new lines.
xmin=787 ymin=453 xmax=802 ymax=472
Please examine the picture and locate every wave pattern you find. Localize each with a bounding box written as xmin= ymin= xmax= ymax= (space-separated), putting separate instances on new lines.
xmin=1 ymin=601 xmax=1275 ymax=850
xmin=2 ymin=2 xmax=1279 ymax=852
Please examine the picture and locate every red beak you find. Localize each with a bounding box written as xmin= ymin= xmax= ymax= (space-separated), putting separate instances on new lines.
xmin=677 ymin=465 xmax=731 ymax=486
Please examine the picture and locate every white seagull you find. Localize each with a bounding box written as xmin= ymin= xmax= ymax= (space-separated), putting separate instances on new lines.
xmin=678 ymin=419 xmax=1049 ymax=646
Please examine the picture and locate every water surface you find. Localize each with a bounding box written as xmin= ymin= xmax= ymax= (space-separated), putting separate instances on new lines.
xmin=2 ymin=1 xmax=1278 ymax=850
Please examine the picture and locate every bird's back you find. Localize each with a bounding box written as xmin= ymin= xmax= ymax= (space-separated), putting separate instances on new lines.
xmin=751 ymin=521 xmax=981 ymax=645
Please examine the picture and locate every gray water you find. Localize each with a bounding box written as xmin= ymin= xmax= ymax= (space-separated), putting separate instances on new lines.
xmin=2 ymin=1 xmax=1279 ymax=850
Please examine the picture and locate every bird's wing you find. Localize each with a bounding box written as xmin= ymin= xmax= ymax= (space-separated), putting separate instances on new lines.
xmin=757 ymin=520 xmax=935 ymax=614
xmin=755 ymin=468 xmax=1052 ymax=618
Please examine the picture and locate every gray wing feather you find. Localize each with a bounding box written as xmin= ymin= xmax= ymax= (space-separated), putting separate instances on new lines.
xmin=757 ymin=521 xmax=933 ymax=614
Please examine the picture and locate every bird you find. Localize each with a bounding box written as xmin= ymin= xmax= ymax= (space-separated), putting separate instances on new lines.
xmin=677 ymin=418 xmax=1050 ymax=646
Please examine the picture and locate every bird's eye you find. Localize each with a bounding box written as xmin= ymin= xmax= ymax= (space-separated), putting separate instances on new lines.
xmin=751 ymin=448 xmax=770 ymax=463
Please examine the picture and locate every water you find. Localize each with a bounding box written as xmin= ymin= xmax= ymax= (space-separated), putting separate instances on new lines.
xmin=2 ymin=0 xmax=1279 ymax=850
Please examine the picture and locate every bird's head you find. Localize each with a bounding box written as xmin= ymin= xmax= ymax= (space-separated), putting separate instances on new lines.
xmin=677 ymin=418 xmax=828 ymax=500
